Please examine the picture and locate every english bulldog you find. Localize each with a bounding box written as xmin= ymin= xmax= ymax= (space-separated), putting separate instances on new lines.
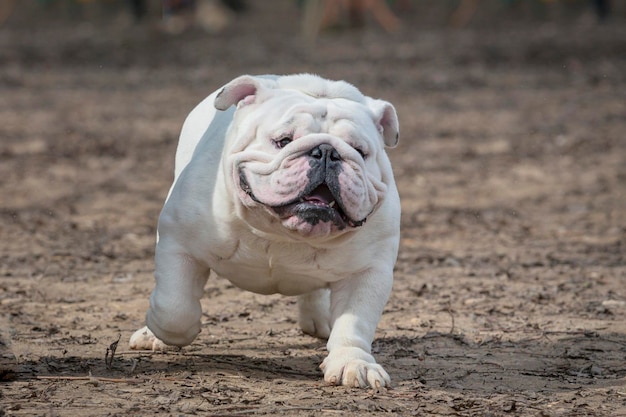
xmin=129 ymin=74 xmax=400 ymax=389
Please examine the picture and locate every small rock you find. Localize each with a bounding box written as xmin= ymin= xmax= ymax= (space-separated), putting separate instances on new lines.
xmin=602 ymin=300 xmax=626 ymax=308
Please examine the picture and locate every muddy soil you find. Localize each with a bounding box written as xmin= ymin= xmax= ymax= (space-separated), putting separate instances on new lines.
xmin=1 ymin=1 xmax=625 ymax=416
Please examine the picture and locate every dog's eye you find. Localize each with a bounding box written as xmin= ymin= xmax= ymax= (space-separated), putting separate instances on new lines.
xmin=355 ymin=148 xmax=367 ymax=159
xmin=275 ymin=136 xmax=292 ymax=149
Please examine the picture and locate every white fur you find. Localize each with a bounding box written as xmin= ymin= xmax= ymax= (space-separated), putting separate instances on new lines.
xmin=277 ymin=73 xmax=365 ymax=102
xmin=130 ymin=74 xmax=400 ymax=389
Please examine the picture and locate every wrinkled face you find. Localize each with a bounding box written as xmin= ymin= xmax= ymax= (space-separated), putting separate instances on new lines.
xmin=225 ymin=90 xmax=390 ymax=240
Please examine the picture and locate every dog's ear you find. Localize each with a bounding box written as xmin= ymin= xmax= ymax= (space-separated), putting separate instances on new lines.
xmin=366 ymin=98 xmax=400 ymax=148
xmin=214 ymin=75 xmax=268 ymax=111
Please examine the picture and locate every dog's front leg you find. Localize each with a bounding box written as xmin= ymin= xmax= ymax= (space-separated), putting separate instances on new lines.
xmin=130 ymin=239 xmax=209 ymax=350
xmin=320 ymin=268 xmax=393 ymax=389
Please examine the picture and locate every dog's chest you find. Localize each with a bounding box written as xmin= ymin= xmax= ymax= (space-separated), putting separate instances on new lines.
xmin=209 ymin=239 xmax=345 ymax=296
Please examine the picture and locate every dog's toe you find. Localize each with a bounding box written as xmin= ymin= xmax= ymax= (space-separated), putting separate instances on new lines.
xmin=129 ymin=326 xmax=168 ymax=351
xmin=321 ymin=347 xmax=390 ymax=389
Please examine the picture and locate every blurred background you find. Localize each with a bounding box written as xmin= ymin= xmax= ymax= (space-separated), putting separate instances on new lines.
xmin=1 ymin=1 xmax=625 ymax=415
xmin=1 ymin=0 xmax=623 ymax=283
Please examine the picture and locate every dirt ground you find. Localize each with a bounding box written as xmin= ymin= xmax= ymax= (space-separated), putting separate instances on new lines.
xmin=1 ymin=1 xmax=625 ymax=416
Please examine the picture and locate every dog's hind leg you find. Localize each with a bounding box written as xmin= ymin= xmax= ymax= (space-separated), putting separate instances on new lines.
xmin=298 ymin=288 xmax=331 ymax=339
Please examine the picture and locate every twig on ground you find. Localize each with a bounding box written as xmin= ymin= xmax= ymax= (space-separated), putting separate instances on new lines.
xmin=105 ymin=334 xmax=121 ymax=370
xmin=446 ymin=305 xmax=456 ymax=335
xmin=35 ymin=375 xmax=185 ymax=384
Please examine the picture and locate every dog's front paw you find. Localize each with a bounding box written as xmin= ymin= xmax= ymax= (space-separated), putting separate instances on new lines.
xmin=320 ymin=347 xmax=390 ymax=389
xmin=129 ymin=326 xmax=169 ymax=351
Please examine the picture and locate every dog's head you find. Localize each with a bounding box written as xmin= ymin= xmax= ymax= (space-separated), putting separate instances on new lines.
xmin=215 ymin=74 xmax=399 ymax=240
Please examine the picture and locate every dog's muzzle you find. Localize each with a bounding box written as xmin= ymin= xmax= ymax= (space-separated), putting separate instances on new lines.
xmin=240 ymin=144 xmax=366 ymax=230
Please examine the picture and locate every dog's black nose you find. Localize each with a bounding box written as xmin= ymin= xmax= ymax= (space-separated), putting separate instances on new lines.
xmin=309 ymin=144 xmax=341 ymax=162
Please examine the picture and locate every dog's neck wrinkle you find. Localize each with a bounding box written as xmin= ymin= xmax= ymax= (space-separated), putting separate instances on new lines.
xmin=247 ymin=220 xmax=360 ymax=248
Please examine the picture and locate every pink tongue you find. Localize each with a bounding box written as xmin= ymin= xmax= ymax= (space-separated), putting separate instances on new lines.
xmin=303 ymin=185 xmax=334 ymax=205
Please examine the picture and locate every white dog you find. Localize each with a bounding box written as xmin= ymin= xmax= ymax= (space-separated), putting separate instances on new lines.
xmin=130 ymin=74 xmax=400 ymax=389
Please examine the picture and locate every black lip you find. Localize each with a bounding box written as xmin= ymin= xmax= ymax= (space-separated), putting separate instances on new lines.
xmin=273 ymin=182 xmax=367 ymax=229
xmin=239 ymin=170 xmax=261 ymax=203
xmin=271 ymin=182 xmax=348 ymax=229
xmin=274 ymin=201 xmax=348 ymax=229
xmin=273 ymin=182 xmax=350 ymax=226
xmin=239 ymin=171 xmax=366 ymax=228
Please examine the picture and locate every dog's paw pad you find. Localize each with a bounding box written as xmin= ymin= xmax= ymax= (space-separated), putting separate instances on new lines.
xmin=129 ymin=326 xmax=168 ymax=351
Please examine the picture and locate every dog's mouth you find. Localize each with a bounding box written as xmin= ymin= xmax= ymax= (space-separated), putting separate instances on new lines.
xmin=239 ymin=173 xmax=365 ymax=229
xmin=274 ymin=183 xmax=366 ymax=229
